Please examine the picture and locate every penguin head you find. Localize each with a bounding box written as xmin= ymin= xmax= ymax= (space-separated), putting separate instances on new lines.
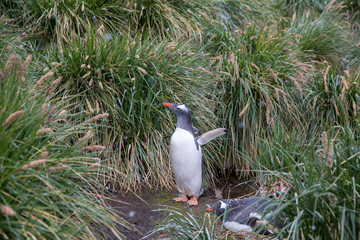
xmin=162 ymin=102 xmax=191 ymax=117
xmin=206 ymin=200 xmax=227 ymax=216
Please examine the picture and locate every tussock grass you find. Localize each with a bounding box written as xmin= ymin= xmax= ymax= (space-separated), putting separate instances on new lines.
xmin=305 ymin=66 xmax=360 ymax=126
xmin=0 ymin=54 xmax=128 ymax=239
xmin=8 ymin=0 xmax=126 ymax=44
xmin=43 ymin=27 xmax=222 ymax=190
xmin=1 ymin=0 xmax=360 ymax=238
xmin=152 ymin=207 xmax=223 ymax=240
xmin=275 ymin=0 xmax=327 ymax=15
xmin=0 ymin=15 xmax=28 ymax=61
xmin=249 ymin=125 xmax=360 ymax=239
xmin=209 ymin=22 xmax=303 ymax=177
xmin=287 ymin=2 xmax=351 ymax=66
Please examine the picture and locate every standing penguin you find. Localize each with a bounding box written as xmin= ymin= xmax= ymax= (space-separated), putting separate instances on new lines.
xmin=163 ymin=102 xmax=227 ymax=206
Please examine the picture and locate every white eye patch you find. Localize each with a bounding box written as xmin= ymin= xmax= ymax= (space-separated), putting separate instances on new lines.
xmin=220 ymin=201 xmax=227 ymax=210
xmin=177 ymin=104 xmax=188 ymax=111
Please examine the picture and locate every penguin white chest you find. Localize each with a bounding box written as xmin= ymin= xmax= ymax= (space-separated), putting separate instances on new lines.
xmin=170 ymin=128 xmax=202 ymax=197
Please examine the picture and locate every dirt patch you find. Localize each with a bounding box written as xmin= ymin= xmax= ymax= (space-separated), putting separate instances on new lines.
xmin=104 ymin=180 xmax=255 ymax=239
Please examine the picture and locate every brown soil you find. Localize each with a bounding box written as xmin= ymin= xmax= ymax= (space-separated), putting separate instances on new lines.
xmin=104 ymin=180 xmax=255 ymax=239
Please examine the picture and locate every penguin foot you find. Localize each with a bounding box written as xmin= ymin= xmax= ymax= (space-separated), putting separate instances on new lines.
xmin=187 ymin=197 xmax=198 ymax=206
xmin=173 ymin=194 xmax=188 ymax=202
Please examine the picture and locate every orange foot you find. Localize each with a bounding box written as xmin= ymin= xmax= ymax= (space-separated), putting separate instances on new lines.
xmin=173 ymin=194 xmax=188 ymax=202
xmin=187 ymin=197 xmax=198 ymax=206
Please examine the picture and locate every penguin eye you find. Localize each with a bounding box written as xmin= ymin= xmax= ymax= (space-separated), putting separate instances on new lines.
xmin=175 ymin=107 xmax=180 ymax=110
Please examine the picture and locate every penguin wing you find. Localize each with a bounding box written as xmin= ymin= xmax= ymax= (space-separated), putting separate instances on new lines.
xmin=196 ymin=128 xmax=227 ymax=145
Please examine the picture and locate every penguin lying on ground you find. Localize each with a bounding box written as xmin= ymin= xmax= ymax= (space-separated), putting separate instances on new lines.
xmin=163 ymin=102 xmax=227 ymax=206
xmin=206 ymin=197 xmax=284 ymax=235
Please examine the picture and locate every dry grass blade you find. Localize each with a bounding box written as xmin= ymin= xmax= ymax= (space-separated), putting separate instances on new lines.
xmin=82 ymin=72 xmax=91 ymax=79
xmin=46 ymin=164 xmax=70 ymax=172
xmin=251 ymin=62 xmax=260 ymax=72
xmin=83 ymin=145 xmax=106 ymax=152
xmin=84 ymin=113 xmax=109 ymax=123
xmin=36 ymin=128 xmax=54 ymax=136
xmin=137 ymin=67 xmax=148 ymax=75
xmin=77 ymin=130 xmax=93 ymax=143
xmin=98 ymin=81 xmax=104 ymax=89
xmin=86 ymin=98 xmax=94 ymax=113
xmin=1 ymin=205 xmax=16 ymax=217
xmin=321 ymin=132 xmax=334 ymax=168
xmin=88 ymin=163 xmax=101 ymax=169
xmin=324 ymin=66 xmax=330 ymax=93
xmin=197 ymin=67 xmax=214 ymax=76
xmin=3 ymin=52 xmax=16 ymax=75
xmin=216 ymin=70 xmax=232 ymax=77
xmin=44 ymin=107 xmax=57 ymax=124
xmin=51 ymin=62 xmax=61 ymax=67
xmin=3 ymin=110 xmax=24 ymax=128
xmin=353 ymin=101 xmax=356 ymax=117
xmin=290 ymin=76 xmax=303 ymax=96
xmin=239 ymin=103 xmax=250 ymax=118
xmin=18 ymin=55 xmax=32 ymax=80
xmin=296 ymin=70 xmax=306 ymax=83
xmin=34 ymin=72 xmax=54 ymax=89
xmin=17 ymin=159 xmax=47 ymax=172
xmin=46 ymin=77 xmax=62 ymax=99
xmin=333 ymin=100 xmax=339 ymax=116
xmin=37 ymin=151 xmax=49 ymax=160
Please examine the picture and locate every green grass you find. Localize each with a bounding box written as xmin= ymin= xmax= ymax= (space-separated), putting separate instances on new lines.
xmin=305 ymin=68 xmax=360 ymax=127
xmin=287 ymin=4 xmax=351 ymax=66
xmin=1 ymin=0 xmax=360 ymax=238
xmin=248 ymin=125 xmax=360 ymax=239
xmin=209 ymin=22 xmax=303 ymax=177
xmin=0 ymin=54 xmax=128 ymax=239
xmin=41 ymin=27 xmax=223 ymax=190
xmin=152 ymin=207 xmax=223 ymax=240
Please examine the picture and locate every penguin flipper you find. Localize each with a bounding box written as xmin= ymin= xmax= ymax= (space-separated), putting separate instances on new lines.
xmin=196 ymin=128 xmax=227 ymax=145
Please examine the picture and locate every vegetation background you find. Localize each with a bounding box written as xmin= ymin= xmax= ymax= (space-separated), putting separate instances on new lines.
xmin=0 ymin=0 xmax=359 ymax=239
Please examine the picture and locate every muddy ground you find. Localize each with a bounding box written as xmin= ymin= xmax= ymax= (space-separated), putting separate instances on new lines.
xmin=103 ymin=180 xmax=256 ymax=239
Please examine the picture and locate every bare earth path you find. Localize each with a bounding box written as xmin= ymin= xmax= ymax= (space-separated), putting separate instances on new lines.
xmin=102 ymin=180 xmax=254 ymax=239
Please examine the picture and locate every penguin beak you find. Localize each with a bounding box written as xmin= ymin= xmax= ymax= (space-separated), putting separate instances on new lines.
xmin=163 ymin=102 xmax=175 ymax=109
xmin=205 ymin=208 xmax=214 ymax=212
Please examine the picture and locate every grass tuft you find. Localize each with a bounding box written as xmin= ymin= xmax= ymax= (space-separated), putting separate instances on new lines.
xmin=0 ymin=53 xmax=128 ymax=239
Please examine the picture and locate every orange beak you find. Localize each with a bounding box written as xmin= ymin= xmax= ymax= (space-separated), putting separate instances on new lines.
xmin=163 ymin=102 xmax=175 ymax=108
xmin=205 ymin=208 xmax=214 ymax=212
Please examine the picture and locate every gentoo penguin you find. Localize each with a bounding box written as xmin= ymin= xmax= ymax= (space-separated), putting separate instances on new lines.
xmin=206 ymin=197 xmax=283 ymax=234
xmin=163 ymin=102 xmax=227 ymax=206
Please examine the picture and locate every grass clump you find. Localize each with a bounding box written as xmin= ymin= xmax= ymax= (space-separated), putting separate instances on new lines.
xmin=152 ymin=207 xmax=222 ymax=240
xmin=305 ymin=66 xmax=360 ymax=126
xmin=209 ymin=22 xmax=303 ymax=176
xmin=44 ymin=27 xmax=222 ymax=190
xmin=251 ymin=126 xmax=360 ymax=239
xmin=7 ymin=0 xmax=125 ymax=44
xmin=287 ymin=2 xmax=351 ymax=66
xmin=0 ymin=53 xmax=127 ymax=239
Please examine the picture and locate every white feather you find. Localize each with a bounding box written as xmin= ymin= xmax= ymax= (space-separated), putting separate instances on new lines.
xmin=220 ymin=201 xmax=227 ymax=210
xmin=224 ymin=222 xmax=253 ymax=232
xmin=177 ymin=104 xmax=188 ymax=111
xmin=249 ymin=212 xmax=262 ymax=219
xmin=170 ymin=128 xmax=202 ymax=197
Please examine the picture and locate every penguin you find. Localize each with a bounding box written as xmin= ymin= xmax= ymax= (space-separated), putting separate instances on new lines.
xmin=206 ymin=197 xmax=284 ymax=234
xmin=163 ymin=102 xmax=227 ymax=206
